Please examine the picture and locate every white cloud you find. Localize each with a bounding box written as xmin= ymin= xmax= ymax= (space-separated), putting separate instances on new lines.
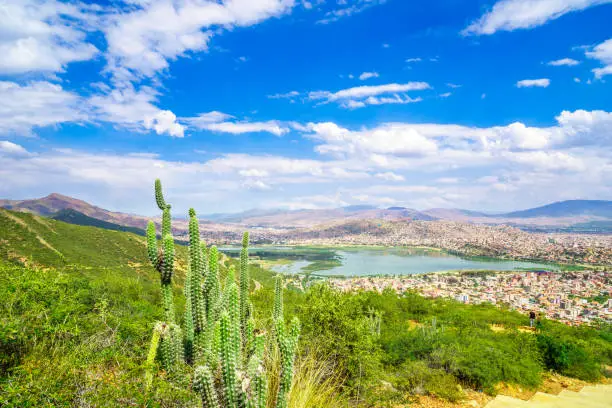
xmin=203 ymin=121 xmax=290 ymax=136
xmin=462 ymin=0 xmax=612 ymax=36
xmin=446 ymin=83 xmax=462 ymax=88
xmin=359 ymin=71 xmax=379 ymax=80
xmin=143 ymin=110 xmax=184 ymax=138
xmin=267 ymin=91 xmax=300 ymax=99
xmin=104 ymin=0 xmax=296 ymax=82
xmin=439 ymin=92 xmax=452 ymax=98
xmin=586 ymin=38 xmax=612 ymax=78
xmin=316 ymin=0 xmax=387 ymax=24
xmin=88 ymin=83 xmax=185 ymax=137
xmin=375 ymin=172 xmax=405 ymax=181
xmin=516 ymin=78 xmax=550 ymax=88
xmin=547 ymin=58 xmax=580 ymax=66
xmin=309 ymin=82 xmax=430 ymax=108
xmin=186 ymin=112 xmax=290 ymax=136
xmin=0 ymin=0 xmax=99 ymax=74
xmin=405 ymin=57 xmax=422 ymax=63
xmin=0 ymin=81 xmax=87 ymax=136
xmin=0 ymin=141 xmax=30 ymax=156
xmin=2 ymin=109 xmax=612 ymax=213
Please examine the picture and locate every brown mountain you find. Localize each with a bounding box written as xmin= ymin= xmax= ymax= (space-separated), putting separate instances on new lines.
xmin=0 ymin=193 xmax=152 ymax=229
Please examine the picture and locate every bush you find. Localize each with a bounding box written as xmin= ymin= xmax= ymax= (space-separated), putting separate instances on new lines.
xmin=298 ymin=284 xmax=383 ymax=392
xmin=391 ymin=360 xmax=464 ymax=402
xmin=537 ymin=334 xmax=602 ymax=381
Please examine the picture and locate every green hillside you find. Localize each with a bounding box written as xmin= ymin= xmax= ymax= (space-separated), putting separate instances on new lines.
xmin=51 ymin=208 xmax=147 ymax=236
xmin=0 ymin=208 xmax=278 ymax=406
xmin=1 ymin=207 xmax=611 ymax=407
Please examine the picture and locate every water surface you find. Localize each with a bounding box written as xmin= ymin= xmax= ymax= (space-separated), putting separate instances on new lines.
xmin=220 ymin=246 xmax=557 ymax=276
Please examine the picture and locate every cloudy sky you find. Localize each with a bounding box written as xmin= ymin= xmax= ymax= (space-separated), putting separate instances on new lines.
xmin=1 ymin=0 xmax=611 ymax=215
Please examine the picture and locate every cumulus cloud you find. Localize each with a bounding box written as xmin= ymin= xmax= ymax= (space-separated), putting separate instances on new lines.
xmin=104 ymin=0 xmax=296 ymax=82
xmin=2 ymin=109 xmax=612 ymax=213
xmin=144 ymin=110 xmax=185 ymax=137
xmin=0 ymin=141 xmax=30 ymax=156
xmin=89 ymin=83 xmax=186 ymax=136
xmin=586 ymin=38 xmax=612 ymax=78
xmin=462 ymin=0 xmax=612 ymax=36
xmin=0 ymin=81 xmax=87 ymax=136
xmin=516 ymin=78 xmax=550 ymax=88
xmin=547 ymin=58 xmax=580 ymax=66
xmin=0 ymin=0 xmax=99 ymax=74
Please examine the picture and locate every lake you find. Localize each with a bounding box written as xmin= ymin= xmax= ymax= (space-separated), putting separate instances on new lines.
xmin=219 ymin=246 xmax=557 ymax=276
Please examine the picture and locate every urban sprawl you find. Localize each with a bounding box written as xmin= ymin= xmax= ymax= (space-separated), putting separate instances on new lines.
xmin=328 ymin=271 xmax=612 ymax=326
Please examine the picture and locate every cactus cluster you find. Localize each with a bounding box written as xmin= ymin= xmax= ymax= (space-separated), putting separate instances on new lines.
xmin=145 ymin=179 xmax=300 ymax=407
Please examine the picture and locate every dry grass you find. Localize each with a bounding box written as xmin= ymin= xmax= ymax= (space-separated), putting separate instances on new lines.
xmin=287 ymin=353 xmax=348 ymax=408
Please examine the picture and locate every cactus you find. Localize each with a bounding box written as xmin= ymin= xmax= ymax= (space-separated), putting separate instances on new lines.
xmin=220 ymin=312 xmax=237 ymax=407
xmin=194 ymin=364 xmax=221 ymax=408
xmin=273 ymin=275 xmax=284 ymax=321
xmin=275 ymin=316 xmax=300 ymax=408
xmin=145 ymin=322 xmax=163 ymax=389
xmin=239 ymin=232 xmax=250 ymax=336
xmin=154 ymin=179 xmax=166 ymax=210
xmin=145 ymin=180 xmax=299 ymax=408
xmin=183 ymin=264 xmax=194 ymax=364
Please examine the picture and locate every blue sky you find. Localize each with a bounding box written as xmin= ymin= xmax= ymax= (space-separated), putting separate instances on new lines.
xmin=1 ymin=0 xmax=611 ymax=215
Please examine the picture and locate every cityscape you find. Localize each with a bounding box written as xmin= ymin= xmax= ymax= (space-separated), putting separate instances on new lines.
xmin=329 ymin=270 xmax=612 ymax=326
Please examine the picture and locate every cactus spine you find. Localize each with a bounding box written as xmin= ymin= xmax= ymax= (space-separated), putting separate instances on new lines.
xmin=145 ymin=181 xmax=299 ymax=408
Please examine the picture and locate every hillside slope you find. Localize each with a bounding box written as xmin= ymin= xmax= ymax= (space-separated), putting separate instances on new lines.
xmin=503 ymin=200 xmax=612 ymax=219
xmin=51 ymin=208 xmax=146 ymax=236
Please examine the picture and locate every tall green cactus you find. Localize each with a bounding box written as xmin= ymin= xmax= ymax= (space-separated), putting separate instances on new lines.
xmin=188 ymin=208 xmax=206 ymax=362
xmin=194 ymin=365 xmax=220 ymax=408
xmin=145 ymin=180 xmax=299 ymax=408
xmin=273 ymin=275 xmax=284 ymax=321
xmin=220 ymin=312 xmax=237 ymax=407
xmin=239 ymin=232 xmax=250 ymax=335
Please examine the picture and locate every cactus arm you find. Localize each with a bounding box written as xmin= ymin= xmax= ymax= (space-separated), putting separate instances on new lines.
xmin=194 ymin=365 xmax=221 ymax=408
xmin=146 ymin=221 xmax=158 ymax=266
xmin=145 ymin=322 xmax=163 ymax=390
xmin=154 ymin=179 xmax=167 ymax=210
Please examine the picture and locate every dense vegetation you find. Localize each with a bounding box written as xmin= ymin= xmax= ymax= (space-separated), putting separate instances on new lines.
xmin=1 ymin=203 xmax=611 ymax=407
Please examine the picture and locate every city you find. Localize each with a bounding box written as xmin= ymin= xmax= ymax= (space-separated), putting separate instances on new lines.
xmin=328 ymin=270 xmax=612 ymax=326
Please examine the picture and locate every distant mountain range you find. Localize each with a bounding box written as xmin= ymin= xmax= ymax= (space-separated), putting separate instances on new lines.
xmin=2 ymin=194 xmax=612 ymax=233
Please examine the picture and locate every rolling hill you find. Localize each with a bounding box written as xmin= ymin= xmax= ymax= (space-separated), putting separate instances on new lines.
xmin=0 ymin=193 xmax=152 ymax=229
xmin=502 ymin=200 xmax=612 ymax=219
xmin=51 ymin=208 xmax=146 ymax=236
xmin=2 ymin=193 xmax=612 ymax=232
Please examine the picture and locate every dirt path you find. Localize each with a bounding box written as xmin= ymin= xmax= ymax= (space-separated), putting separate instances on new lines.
xmin=2 ymin=210 xmax=63 ymax=256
